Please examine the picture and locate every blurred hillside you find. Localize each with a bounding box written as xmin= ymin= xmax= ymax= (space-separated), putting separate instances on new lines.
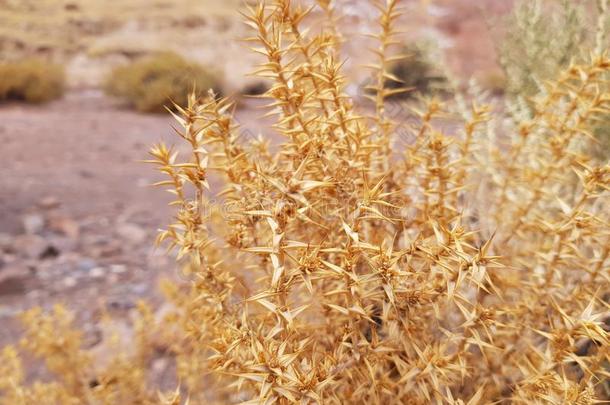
xmin=0 ymin=0 xmax=511 ymax=91
xmin=0 ymin=0 xmax=248 ymax=89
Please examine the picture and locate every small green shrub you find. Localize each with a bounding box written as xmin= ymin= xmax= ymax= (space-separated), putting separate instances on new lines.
xmin=104 ymin=52 xmax=222 ymax=113
xmin=0 ymin=59 xmax=65 ymax=104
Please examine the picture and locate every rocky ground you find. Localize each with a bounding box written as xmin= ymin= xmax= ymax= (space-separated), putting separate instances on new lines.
xmin=0 ymin=92 xmax=169 ymax=346
xmin=0 ymin=92 xmax=270 ymax=349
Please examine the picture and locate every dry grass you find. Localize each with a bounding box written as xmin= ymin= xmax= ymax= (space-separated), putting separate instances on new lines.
xmin=0 ymin=59 xmax=65 ymax=103
xmin=0 ymin=0 xmax=252 ymax=91
xmin=1 ymin=0 xmax=609 ymax=404
xmin=0 ymin=0 xmax=241 ymax=59
xmin=104 ymin=52 xmax=222 ymax=113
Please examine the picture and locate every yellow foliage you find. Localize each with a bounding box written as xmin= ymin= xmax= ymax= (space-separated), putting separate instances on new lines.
xmin=2 ymin=1 xmax=609 ymax=404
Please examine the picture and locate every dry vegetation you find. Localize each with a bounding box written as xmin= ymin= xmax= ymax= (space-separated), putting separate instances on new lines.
xmin=0 ymin=0 xmax=609 ymax=404
xmin=384 ymin=44 xmax=448 ymax=99
xmin=498 ymin=0 xmax=588 ymax=100
xmin=498 ymin=0 xmax=610 ymax=157
xmin=0 ymin=0 xmax=240 ymax=58
xmin=0 ymin=0 xmax=251 ymax=91
xmin=104 ymin=52 xmax=222 ymax=113
xmin=0 ymin=59 xmax=65 ymax=104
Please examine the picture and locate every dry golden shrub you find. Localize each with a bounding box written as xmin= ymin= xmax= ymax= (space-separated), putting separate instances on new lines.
xmin=0 ymin=59 xmax=65 ymax=104
xmin=104 ymin=51 xmax=222 ymax=113
xmin=2 ymin=1 xmax=609 ymax=404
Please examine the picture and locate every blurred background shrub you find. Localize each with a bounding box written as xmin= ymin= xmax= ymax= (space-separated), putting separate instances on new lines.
xmin=385 ymin=44 xmax=449 ymax=99
xmin=497 ymin=0 xmax=610 ymax=157
xmin=498 ymin=0 xmax=586 ymax=100
xmin=104 ymin=52 xmax=222 ymax=113
xmin=0 ymin=59 xmax=65 ymax=104
xmin=476 ymin=70 xmax=507 ymax=96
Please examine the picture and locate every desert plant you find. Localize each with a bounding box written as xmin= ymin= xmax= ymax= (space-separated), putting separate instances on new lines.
xmin=104 ymin=52 xmax=222 ymax=113
xmin=476 ymin=69 xmax=506 ymax=96
xmin=497 ymin=0 xmax=587 ymax=100
xmin=0 ymin=59 xmax=65 ymax=104
xmin=1 ymin=0 xmax=609 ymax=404
xmin=497 ymin=0 xmax=610 ymax=157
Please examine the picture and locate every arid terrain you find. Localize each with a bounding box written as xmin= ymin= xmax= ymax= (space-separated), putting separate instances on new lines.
xmin=0 ymin=0 xmax=511 ymax=362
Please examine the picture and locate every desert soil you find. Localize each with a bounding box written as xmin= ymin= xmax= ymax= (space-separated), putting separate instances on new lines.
xmin=0 ymin=92 xmax=269 ymax=349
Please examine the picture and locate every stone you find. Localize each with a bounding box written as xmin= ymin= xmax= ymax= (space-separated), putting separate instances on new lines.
xmin=38 ymin=196 xmax=60 ymax=210
xmin=25 ymin=289 xmax=42 ymax=300
xmin=151 ymin=357 xmax=169 ymax=374
xmin=110 ymin=264 xmax=127 ymax=274
xmin=48 ymin=216 xmax=80 ymax=239
xmin=89 ymin=267 xmax=105 ymax=279
xmin=0 ymin=265 xmax=29 ymax=296
xmin=13 ymin=234 xmax=49 ymax=259
xmin=106 ymin=299 xmax=135 ymax=311
xmin=77 ymin=258 xmax=98 ymax=272
xmin=22 ymin=213 xmax=45 ymax=234
xmin=116 ymin=223 xmax=147 ymax=244
xmin=0 ymin=305 xmax=19 ymax=318
xmin=0 ymin=233 xmax=12 ymax=252
xmin=39 ymin=244 xmax=60 ymax=260
xmin=47 ymin=236 xmax=76 ymax=254
xmin=62 ymin=276 xmax=77 ymax=288
xmin=93 ymin=243 xmax=123 ymax=258
xmin=130 ymin=283 xmax=147 ymax=295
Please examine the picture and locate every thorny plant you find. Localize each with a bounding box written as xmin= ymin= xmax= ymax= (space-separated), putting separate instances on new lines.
xmin=497 ymin=0 xmax=610 ymax=158
xmin=1 ymin=0 xmax=609 ymax=404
